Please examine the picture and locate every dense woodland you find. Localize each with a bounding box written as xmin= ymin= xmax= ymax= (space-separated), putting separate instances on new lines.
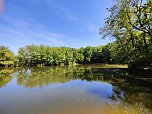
xmin=0 ymin=0 xmax=152 ymax=69
xmin=0 ymin=45 xmax=110 ymax=67
xmin=100 ymin=0 xmax=152 ymax=69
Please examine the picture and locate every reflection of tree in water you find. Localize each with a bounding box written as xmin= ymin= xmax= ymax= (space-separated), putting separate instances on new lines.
xmin=16 ymin=66 xmax=92 ymax=88
xmin=17 ymin=67 xmax=72 ymax=88
xmin=73 ymin=67 xmax=152 ymax=113
xmin=0 ymin=69 xmax=13 ymax=88
xmin=101 ymin=69 xmax=152 ymax=113
xmin=107 ymin=85 xmax=152 ymax=113
xmin=2 ymin=65 xmax=152 ymax=113
xmin=16 ymin=66 xmax=100 ymax=88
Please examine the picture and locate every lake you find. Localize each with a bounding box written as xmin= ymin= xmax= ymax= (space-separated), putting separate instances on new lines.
xmin=0 ymin=64 xmax=152 ymax=114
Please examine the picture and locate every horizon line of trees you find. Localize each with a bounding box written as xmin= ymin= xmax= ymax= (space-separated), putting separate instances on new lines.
xmin=0 ymin=0 xmax=151 ymax=69
xmin=0 ymin=44 xmax=114 ymax=67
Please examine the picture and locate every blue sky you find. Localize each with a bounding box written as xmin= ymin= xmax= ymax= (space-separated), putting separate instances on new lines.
xmin=0 ymin=0 xmax=113 ymax=53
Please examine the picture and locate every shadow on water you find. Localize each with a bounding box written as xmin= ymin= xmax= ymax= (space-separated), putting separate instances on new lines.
xmin=0 ymin=64 xmax=152 ymax=114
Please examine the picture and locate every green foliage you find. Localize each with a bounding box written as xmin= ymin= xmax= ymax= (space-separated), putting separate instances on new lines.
xmin=0 ymin=46 xmax=16 ymax=67
xmin=74 ymin=48 xmax=84 ymax=63
xmin=16 ymin=44 xmax=113 ymax=66
xmin=83 ymin=46 xmax=93 ymax=62
xmin=0 ymin=43 xmax=129 ymax=67
xmin=100 ymin=0 xmax=152 ymax=68
xmin=1 ymin=0 xmax=152 ymax=69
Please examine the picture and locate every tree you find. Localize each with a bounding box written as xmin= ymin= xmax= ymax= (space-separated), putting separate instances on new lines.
xmin=74 ymin=48 xmax=84 ymax=63
xmin=83 ymin=46 xmax=93 ymax=63
xmin=0 ymin=46 xmax=16 ymax=67
xmin=100 ymin=0 xmax=152 ymax=68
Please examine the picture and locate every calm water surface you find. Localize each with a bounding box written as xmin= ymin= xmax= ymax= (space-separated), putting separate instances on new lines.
xmin=0 ymin=64 xmax=152 ymax=114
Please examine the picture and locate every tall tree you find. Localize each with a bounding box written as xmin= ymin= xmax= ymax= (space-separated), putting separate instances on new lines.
xmin=100 ymin=0 xmax=152 ymax=67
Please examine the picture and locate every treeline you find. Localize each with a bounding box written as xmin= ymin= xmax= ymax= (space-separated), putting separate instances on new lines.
xmin=100 ymin=0 xmax=152 ymax=69
xmin=1 ymin=0 xmax=152 ymax=69
xmin=0 ymin=45 xmax=112 ymax=67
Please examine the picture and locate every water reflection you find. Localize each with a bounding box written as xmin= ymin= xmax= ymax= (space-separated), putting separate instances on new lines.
xmin=0 ymin=65 xmax=152 ymax=114
xmin=0 ymin=69 xmax=14 ymax=88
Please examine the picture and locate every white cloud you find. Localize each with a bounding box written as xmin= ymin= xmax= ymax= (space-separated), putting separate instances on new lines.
xmin=0 ymin=15 xmax=65 ymax=46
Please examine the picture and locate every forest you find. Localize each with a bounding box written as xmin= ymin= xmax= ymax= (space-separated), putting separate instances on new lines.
xmin=0 ymin=45 xmax=110 ymax=67
xmin=0 ymin=0 xmax=152 ymax=70
xmin=101 ymin=0 xmax=152 ymax=69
